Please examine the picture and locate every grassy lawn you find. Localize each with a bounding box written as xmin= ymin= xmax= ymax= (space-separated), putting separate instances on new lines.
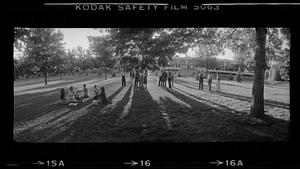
xmin=14 ymin=73 xmax=290 ymax=142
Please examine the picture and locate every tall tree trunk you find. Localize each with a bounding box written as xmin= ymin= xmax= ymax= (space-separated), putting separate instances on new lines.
xmin=250 ymin=28 xmax=267 ymax=118
xmin=44 ymin=71 xmax=48 ymax=85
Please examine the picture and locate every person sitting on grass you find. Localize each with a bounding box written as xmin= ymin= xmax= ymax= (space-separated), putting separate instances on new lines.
xmin=83 ymin=84 xmax=89 ymax=98
xmin=99 ymin=87 xmax=111 ymax=104
xmin=60 ymin=88 xmax=66 ymax=100
xmin=93 ymin=85 xmax=101 ymax=100
xmin=68 ymin=86 xmax=81 ymax=106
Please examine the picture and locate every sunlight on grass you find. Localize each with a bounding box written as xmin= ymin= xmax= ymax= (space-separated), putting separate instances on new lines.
xmin=120 ymin=84 xmax=135 ymax=119
xmin=100 ymin=84 xmax=132 ymax=115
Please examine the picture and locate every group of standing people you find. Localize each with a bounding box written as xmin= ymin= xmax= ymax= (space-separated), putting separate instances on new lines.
xmin=158 ymin=70 xmax=175 ymax=88
xmin=129 ymin=68 xmax=148 ymax=88
xmin=197 ymin=71 xmax=221 ymax=92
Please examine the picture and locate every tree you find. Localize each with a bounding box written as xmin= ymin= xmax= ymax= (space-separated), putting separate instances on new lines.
xmin=14 ymin=59 xmax=21 ymax=80
xmin=244 ymin=55 xmax=255 ymax=72
xmin=194 ymin=44 xmax=220 ymax=69
xmin=250 ymin=28 xmax=267 ymax=119
xmin=220 ymin=28 xmax=289 ymax=118
xmin=232 ymin=44 xmax=249 ymax=72
xmin=88 ymin=35 xmax=117 ymax=79
xmin=110 ymin=28 xmax=218 ymax=71
xmin=109 ymin=28 xmax=197 ymax=69
xmin=31 ymin=66 xmax=40 ymax=78
xmin=266 ymin=28 xmax=290 ymax=81
xmin=24 ymin=28 xmax=65 ymax=85
xmin=65 ymin=49 xmax=76 ymax=75
xmin=14 ymin=28 xmax=31 ymax=51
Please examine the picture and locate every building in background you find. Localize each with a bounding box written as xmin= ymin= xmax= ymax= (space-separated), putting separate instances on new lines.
xmin=168 ymin=55 xmax=194 ymax=69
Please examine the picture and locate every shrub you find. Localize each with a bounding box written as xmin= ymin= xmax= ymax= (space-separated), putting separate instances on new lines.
xmin=229 ymin=74 xmax=234 ymax=80
xmin=235 ymin=74 xmax=242 ymax=82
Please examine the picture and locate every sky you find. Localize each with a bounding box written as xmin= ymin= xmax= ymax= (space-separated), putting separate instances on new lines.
xmin=58 ymin=28 xmax=234 ymax=60
xmin=178 ymin=48 xmax=234 ymax=60
xmin=58 ymin=28 xmax=102 ymax=50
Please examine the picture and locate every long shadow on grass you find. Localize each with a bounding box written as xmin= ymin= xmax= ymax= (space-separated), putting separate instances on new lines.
xmin=42 ymin=86 xmax=129 ymax=142
xmin=158 ymin=95 xmax=229 ymax=141
xmin=161 ymin=87 xmax=289 ymax=141
xmin=175 ymin=80 xmax=289 ymax=110
xmin=175 ymin=81 xmax=208 ymax=91
xmin=173 ymin=86 xmax=289 ymax=125
xmin=105 ymin=86 xmax=168 ymax=142
xmin=14 ymin=89 xmax=67 ymax=123
xmin=14 ymin=86 xmax=125 ymax=142
xmin=157 ymin=95 xmax=218 ymax=142
xmin=211 ymin=91 xmax=290 ymax=110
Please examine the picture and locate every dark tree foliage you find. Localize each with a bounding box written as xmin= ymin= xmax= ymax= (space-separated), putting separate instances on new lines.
xmin=24 ymin=28 xmax=65 ymax=85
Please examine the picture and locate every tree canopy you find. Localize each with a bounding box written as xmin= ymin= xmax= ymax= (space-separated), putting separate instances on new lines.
xmin=15 ymin=28 xmax=66 ymax=84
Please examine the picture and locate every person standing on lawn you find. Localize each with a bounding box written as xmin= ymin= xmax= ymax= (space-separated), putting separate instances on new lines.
xmin=162 ymin=70 xmax=168 ymax=87
xmin=121 ymin=70 xmax=126 ymax=87
xmin=171 ymin=71 xmax=175 ymax=87
xmin=134 ymin=69 xmax=140 ymax=88
xmin=158 ymin=70 xmax=162 ymax=86
xmin=129 ymin=70 xmax=132 ymax=79
xmin=198 ymin=71 xmax=204 ymax=90
xmin=168 ymin=70 xmax=172 ymax=88
xmin=207 ymin=71 xmax=213 ymax=91
xmin=139 ymin=69 xmax=144 ymax=87
xmin=130 ymin=69 xmax=134 ymax=83
xmin=216 ymin=72 xmax=221 ymax=92
xmin=143 ymin=69 xmax=148 ymax=88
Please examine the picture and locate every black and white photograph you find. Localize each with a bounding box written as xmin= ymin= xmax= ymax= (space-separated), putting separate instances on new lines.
xmin=13 ymin=27 xmax=290 ymax=142
xmin=4 ymin=0 xmax=300 ymax=168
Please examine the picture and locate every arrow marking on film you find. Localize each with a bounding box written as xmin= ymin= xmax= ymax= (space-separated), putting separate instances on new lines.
xmin=32 ymin=161 xmax=44 ymax=166
xmin=209 ymin=160 xmax=223 ymax=166
xmin=124 ymin=160 xmax=138 ymax=166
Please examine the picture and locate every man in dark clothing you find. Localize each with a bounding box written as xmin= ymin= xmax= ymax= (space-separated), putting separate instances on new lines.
xmin=162 ymin=70 xmax=168 ymax=87
xmin=134 ymin=69 xmax=140 ymax=88
xmin=121 ymin=70 xmax=126 ymax=86
xmin=168 ymin=70 xmax=172 ymax=88
xmin=207 ymin=71 xmax=212 ymax=91
xmin=158 ymin=70 xmax=162 ymax=86
xmin=199 ymin=71 xmax=204 ymax=90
